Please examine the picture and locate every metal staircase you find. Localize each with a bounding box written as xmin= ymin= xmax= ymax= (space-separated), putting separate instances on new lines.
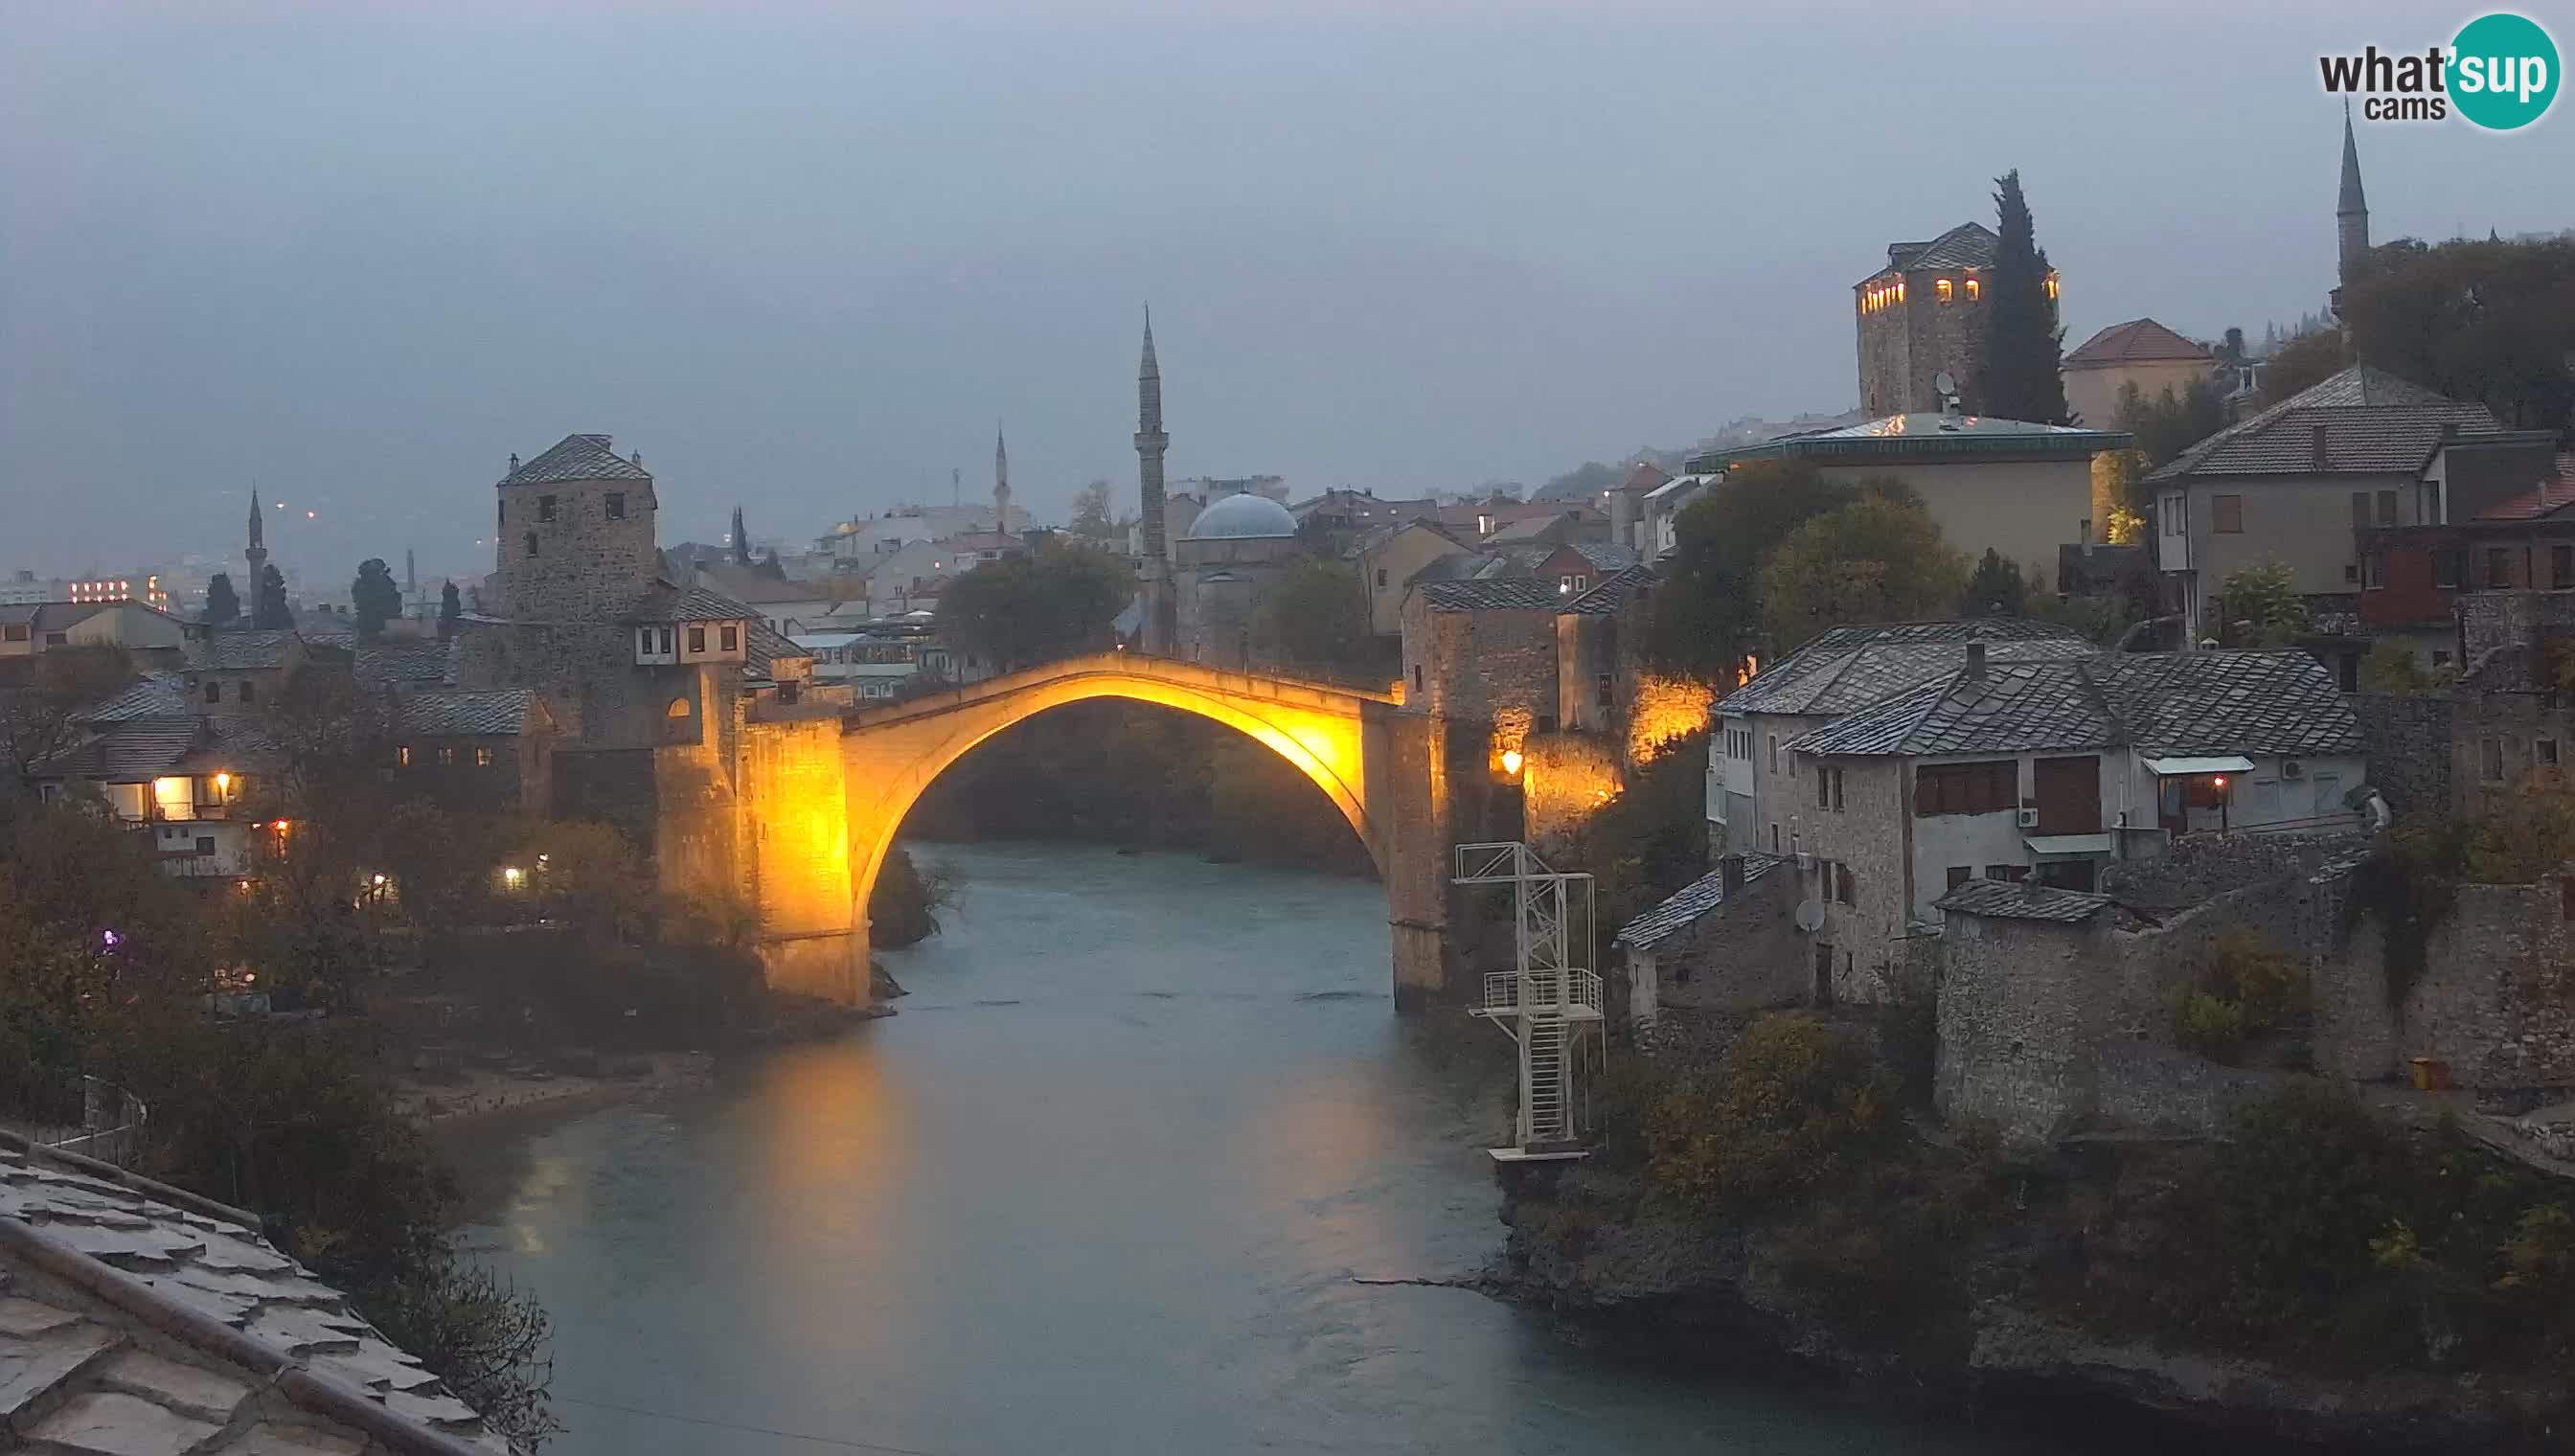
xmin=1454 ymin=842 xmax=1604 ymax=1161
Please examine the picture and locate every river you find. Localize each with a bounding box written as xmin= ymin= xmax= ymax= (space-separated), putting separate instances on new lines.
xmin=454 ymin=842 xmax=2051 ymax=1456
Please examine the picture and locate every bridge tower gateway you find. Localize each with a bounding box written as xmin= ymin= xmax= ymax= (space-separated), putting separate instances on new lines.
xmin=1454 ymin=842 xmax=1605 ymax=1160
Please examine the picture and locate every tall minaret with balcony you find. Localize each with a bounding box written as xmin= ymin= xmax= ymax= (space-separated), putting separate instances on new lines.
xmin=243 ymin=487 xmax=267 ymax=587
xmin=994 ymin=424 xmax=1014 ymax=535
xmin=1135 ymin=307 xmax=1175 ymax=653
xmin=2334 ymin=103 xmax=2371 ymax=319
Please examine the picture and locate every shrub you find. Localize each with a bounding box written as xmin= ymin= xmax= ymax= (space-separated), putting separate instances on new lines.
xmin=2495 ymin=1203 xmax=2575 ymax=1298
xmin=2171 ymin=931 xmax=2306 ymax=1062
xmin=1646 ymin=1014 xmax=1894 ymax=1212
xmin=2171 ymin=989 xmax=2246 ymax=1062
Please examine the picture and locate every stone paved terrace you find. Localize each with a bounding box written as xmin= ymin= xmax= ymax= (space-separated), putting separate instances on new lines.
xmin=0 ymin=1132 xmax=510 ymax=1455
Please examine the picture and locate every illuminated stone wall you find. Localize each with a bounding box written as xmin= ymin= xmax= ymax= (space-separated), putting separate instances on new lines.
xmin=1627 ymin=673 xmax=1714 ymax=767
xmin=741 ymin=712 xmax=860 ymax=1004
xmin=1521 ymin=732 xmax=1624 ymax=854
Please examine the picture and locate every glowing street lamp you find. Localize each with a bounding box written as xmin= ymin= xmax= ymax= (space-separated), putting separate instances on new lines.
xmin=1500 ymin=749 xmax=1525 ymax=778
xmin=501 ymin=865 xmax=527 ymax=890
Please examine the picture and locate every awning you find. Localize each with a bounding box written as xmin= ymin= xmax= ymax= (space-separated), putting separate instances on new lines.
xmin=2141 ymin=755 xmax=2254 ymax=777
xmin=2022 ymin=833 xmax=2115 ymax=857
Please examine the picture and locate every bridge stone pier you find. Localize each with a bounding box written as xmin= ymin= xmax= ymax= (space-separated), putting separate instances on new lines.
xmin=733 ymin=652 xmax=1524 ymax=1011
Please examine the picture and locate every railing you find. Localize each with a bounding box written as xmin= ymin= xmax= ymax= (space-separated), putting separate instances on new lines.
xmin=1480 ymin=967 xmax=1604 ymax=1018
xmin=6 ymin=1076 xmax=150 ymax=1168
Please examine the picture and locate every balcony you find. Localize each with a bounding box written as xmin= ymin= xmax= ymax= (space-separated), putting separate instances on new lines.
xmin=1476 ymin=968 xmax=1604 ymax=1021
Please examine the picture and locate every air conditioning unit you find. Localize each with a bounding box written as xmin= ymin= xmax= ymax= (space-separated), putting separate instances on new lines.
xmin=2283 ymin=759 xmax=2306 ymax=780
xmin=2017 ymin=807 xmax=2040 ymax=828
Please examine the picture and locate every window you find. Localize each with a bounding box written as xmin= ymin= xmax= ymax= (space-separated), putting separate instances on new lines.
xmin=1914 ymin=760 xmax=2017 ymax=816
xmin=2554 ymin=546 xmax=2573 ymax=588
xmin=720 ymin=625 xmax=740 ymax=651
xmin=1559 ymin=574 xmax=1588 ymax=594
xmin=1834 ymin=863 xmax=1856 ymax=905
xmin=1770 ymin=824 xmax=1780 ymax=853
xmin=1767 ymin=735 xmax=1779 ymax=773
xmin=43 ymin=632 xmax=65 ymax=647
xmin=606 ymin=491 xmax=626 ymax=520
xmin=2 ymin=625 xmax=25 ymax=642
xmin=1375 ymin=568 xmax=1388 ymax=589
xmin=688 ymin=626 xmax=707 ymax=653
xmin=437 ymin=746 xmax=455 ymax=765
xmin=497 ymin=501 xmax=505 ymax=527
xmin=238 ymin=680 xmax=255 ymax=703
xmin=2377 ymin=489 xmax=2399 ymax=526
xmin=2351 ymin=491 xmax=2371 ymax=529
xmin=475 ymin=745 xmax=494 ymax=767
xmin=525 ymin=532 xmax=538 ymax=557
xmin=204 ymin=680 xmax=221 ymax=704
xmin=397 ymin=744 xmax=412 ymax=767
xmin=1964 ymin=276 xmax=1981 ymax=302
xmin=1595 ymin=673 xmax=1613 ymax=710
xmin=1946 ymin=865 xmax=1972 ymax=891
xmin=2540 ymin=739 xmax=2561 ymax=767
xmin=1831 ymin=767 xmax=1845 ymax=811
xmin=1987 ymin=864 xmax=2030 ymax=883
xmin=2482 ymin=738 xmax=2505 ymax=783
xmin=668 ymin=697 xmax=692 ymax=718
xmin=1817 ymin=767 xmax=1831 ymax=809
xmin=537 ymin=494 xmax=558 ymax=522
xmin=1935 ymin=277 xmax=1953 ymax=304
xmin=1413 ymin=665 xmax=1424 ymax=692
xmin=2212 ymin=494 xmax=2244 ymax=534
xmin=2487 ymin=548 xmax=2513 ymax=589
xmin=2434 ymin=552 xmax=2461 ymax=589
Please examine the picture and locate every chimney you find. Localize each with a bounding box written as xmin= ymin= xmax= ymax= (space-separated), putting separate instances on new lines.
xmin=1720 ymin=853 xmax=1745 ymax=896
xmin=1966 ymin=639 xmax=1988 ymax=679
xmin=2312 ymin=422 xmax=2331 ymax=468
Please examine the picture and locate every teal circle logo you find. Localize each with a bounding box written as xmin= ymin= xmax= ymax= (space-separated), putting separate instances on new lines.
xmin=2451 ymin=12 xmax=2559 ymax=130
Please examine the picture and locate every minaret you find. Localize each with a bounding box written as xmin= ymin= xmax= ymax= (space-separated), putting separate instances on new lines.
xmin=2335 ymin=102 xmax=2370 ymax=316
xmin=1134 ymin=306 xmax=1175 ymax=654
xmin=993 ymin=424 xmax=1013 ymax=535
xmin=243 ymin=487 xmax=268 ymax=587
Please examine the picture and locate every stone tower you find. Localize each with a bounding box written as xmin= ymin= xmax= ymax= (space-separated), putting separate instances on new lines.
xmin=2334 ymin=103 xmax=2371 ymax=317
xmin=491 ymin=433 xmax=659 ymax=623
xmin=1135 ymin=307 xmax=1176 ymax=654
xmin=243 ymin=487 xmax=267 ymax=585
xmin=993 ymin=424 xmax=1013 ymax=535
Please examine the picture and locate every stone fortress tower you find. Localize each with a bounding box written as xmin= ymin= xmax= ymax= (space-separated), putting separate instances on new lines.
xmin=490 ymin=433 xmax=660 ymax=622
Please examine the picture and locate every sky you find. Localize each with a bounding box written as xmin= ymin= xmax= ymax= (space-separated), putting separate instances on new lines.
xmin=3 ymin=1 xmax=2568 ymax=584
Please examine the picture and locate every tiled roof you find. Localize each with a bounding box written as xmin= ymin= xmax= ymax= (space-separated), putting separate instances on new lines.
xmin=2065 ymin=318 xmax=2215 ymax=367
xmin=1419 ymin=579 xmax=1564 ymax=612
xmin=622 ymin=582 xmax=760 ymax=626
xmin=1720 ymin=618 xmax=2092 ymax=717
xmin=1485 ymin=513 xmax=1585 ymax=544
xmin=1789 ymin=648 xmax=2363 ymax=760
xmin=1617 ymin=461 xmax=1673 ymax=494
xmin=2478 ymin=453 xmax=2575 ymax=521
xmin=1871 ymin=222 xmax=1997 ymax=281
xmin=1 ymin=1132 xmax=513 ymax=1452
xmin=2149 ymin=366 xmax=2499 ymax=481
xmin=1690 ymin=412 xmax=2128 ymax=472
xmin=34 ymin=717 xmax=206 ymax=782
xmin=393 ymin=689 xmax=535 ymax=738
xmin=1560 ymin=565 xmax=1657 ymax=615
xmin=744 ymin=619 xmax=808 ymax=681
xmin=501 ymin=432 xmax=649 ymax=486
xmin=1615 ymin=855 xmax=1786 ymax=949
xmin=0 ymin=602 xmax=114 ymax=631
xmin=1567 ymin=541 xmax=1639 ymax=571
xmin=354 ymin=639 xmax=455 ymax=687
xmin=1933 ymin=878 xmax=2114 ymax=922
xmin=183 ymin=630 xmax=298 ymax=671
xmin=80 ymin=672 xmax=190 ymax=723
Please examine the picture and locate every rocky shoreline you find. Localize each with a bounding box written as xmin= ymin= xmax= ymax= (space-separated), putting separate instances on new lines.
xmin=1488 ymin=1156 xmax=2571 ymax=1453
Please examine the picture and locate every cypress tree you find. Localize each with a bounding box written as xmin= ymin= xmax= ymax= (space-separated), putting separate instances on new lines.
xmin=203 ymin=572 xmax=240 ymax=626
xmin=438 ymin=581 xmax=463 ymax=640
xmin=253 ymin=564 xmax=292 ymax=629
xmin=1974 ymin=170 xmax=2071 ymax=424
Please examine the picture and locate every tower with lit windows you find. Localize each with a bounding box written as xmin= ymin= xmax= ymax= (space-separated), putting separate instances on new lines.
xmin=1853 ymin=220 xmax=2058 ymax=416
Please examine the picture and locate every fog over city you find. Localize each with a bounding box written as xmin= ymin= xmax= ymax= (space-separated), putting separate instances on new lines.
xmin=4 ymin=0 xmax=2564 ymax=576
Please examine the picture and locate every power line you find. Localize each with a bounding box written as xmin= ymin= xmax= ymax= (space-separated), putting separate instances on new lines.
xmin=551 ymin=1392 xmax=953 ymax=1456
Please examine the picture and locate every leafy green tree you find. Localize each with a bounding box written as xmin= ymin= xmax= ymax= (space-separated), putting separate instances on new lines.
xmin=2361 ymin=641 xmax=2453 ymax=695
xmin=253 ymin=562 xmax=292 ymax=629
xmin=934 ymin=535 xmax=1128 ymax=672
xmin=1972 ymin=170 xmax=2070 ymax=423
xmin=1960 ymin=547 xmax=2028 ymax=616
xmin=2215 ymin=557 xmax=2310 ymax=647
xmin=2090 ymin=447 xmax=2150 ymax=545
xmin=2116 ymin=377 xmax=2231 ymax=468
xmin=1760 ymin=487 xmax=1970 ymax=648
xmin=1643 ymin=460 xmax=1857 ymax=681
xmin=351 ymin=557 xmax=401 ymax=641
xmin=1253 ymin=556 xmax=1374 ymax=677
xmin=203 ymin=572 xmax=240 ymax=626
xmin=437 ymin=580 xmax=462 ymax=640
xmin=869 ymin=843 xmax=956 ymax=947
xmin=2342 ymin=235 xmax=2575 ymax=432
xmin=2260 ymin=327 xmax=2349 ymax=406
xmin=1069 ymin=479 xmax=1117 ymax=539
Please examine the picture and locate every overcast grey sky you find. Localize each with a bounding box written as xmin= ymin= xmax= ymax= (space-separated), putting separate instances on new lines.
xmin=4 ymin=1 xmax=2565 ymax=581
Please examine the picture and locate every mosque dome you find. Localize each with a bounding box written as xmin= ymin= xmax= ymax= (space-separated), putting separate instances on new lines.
xmin=1186 ymin=492 xmax=1298 ymax=540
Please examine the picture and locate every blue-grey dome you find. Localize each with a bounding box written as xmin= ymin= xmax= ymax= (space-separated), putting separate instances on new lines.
xmin=1186 ymin=492 xmax=1298 ymax=540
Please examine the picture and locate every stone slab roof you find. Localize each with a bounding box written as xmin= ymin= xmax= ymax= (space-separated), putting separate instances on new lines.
xmin=1566 ymin=541 xmax=1638 ymax=572
xmin=353 ymin=640 xmax=455 ymax=688
xmin=1933 ymin=878 xmax=2113 ymax=922
xmin=2148 ymin=366 xmax=2500 ymax=482
xmin=1869 ymin=221 xmax=1996 ymax=282
xmin=2064 ymin=318 xmax=2214 ymax=367
xmin=1789 ymin=648 xmax=2364 ymax=760
xmin=621 ymin=582 xmax=759 ymax=626
xmin=499 ymin=433 xmax=648 ymax=487
xmin=0 ymin=1133 xmax=511 ymax=1453
xmin=183 ymin=631 xmax=299 ymax=672
xmin=1560 ymin=565 xmax=1657 ymax=616
xmin=1615 ymin=854 xmax=1785 ymax=949
xmin=392 ymin=689 xmax=535 ymax=738
xmin=1419 ymin=579 xmax=1563 ymax=612
xmin=80 ymin=672 xmax=191 ymax=723
xmin=33 ymin=717 xmax=207 ymax=783
xmin=1720 ymin=618 xmax=2091 ymax=718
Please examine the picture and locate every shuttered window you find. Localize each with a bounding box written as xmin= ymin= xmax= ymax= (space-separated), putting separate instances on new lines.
xmin=1914 ymin=760 xmax=2018 ymax=816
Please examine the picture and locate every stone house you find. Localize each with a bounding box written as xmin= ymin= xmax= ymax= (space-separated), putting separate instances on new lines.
xmin=1399 ymin=580 xmax=1563 ymax=742
xmin=2060 ymin=317 xmax=2215 ymax=431
xmin=386 ymin=687 xmax=558 ymax=812
xmin=1554 ymin=567 xmax=1712 ymax=769
xmin=29 ymin=706 xmax=276 ymax=879
xmin=1707 ymin=617 xmax=2093 ymax=859
xmin=2147 ymin=365 xmax=2552 ymax=648
xmin=1602 ymin=460 xmax=1669 ymax=559
xmin=1616 ymin=853 xmax=1798 ymax=1027
xmin=1784 ymin=645 xmax=2366 ymax=998
xmin=1687 ymin=412 xmax=2129 ymax=587
xmin=178 ymin=629 xmax=306 ymax=714
xmin=1353 ymin=519 xmax=1470 ymax=637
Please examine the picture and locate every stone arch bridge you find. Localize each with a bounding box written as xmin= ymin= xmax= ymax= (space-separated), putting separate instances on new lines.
xmin=728 ymin=652 xmax=1515 ymax=1011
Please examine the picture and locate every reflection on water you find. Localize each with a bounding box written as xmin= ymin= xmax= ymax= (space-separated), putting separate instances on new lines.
xmin=456 ymin=843 xmax=2037 ymax=1455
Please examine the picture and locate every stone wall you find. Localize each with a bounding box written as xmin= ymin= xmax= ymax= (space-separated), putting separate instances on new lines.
xmin=2449 ymin=687 xmax=2575 ymax=819
xmin=2098 ymin=831 xmax=2370 ymax=913
xmin=1401 ymin=596 xmax=1558 ymax=729
xmin=2321 ymin=876 xmax=2575 ymax=1090
xmin=2350 ymin=692 xmax=2453 ymax=815
xmin=1522 ymin=730 xmax=1623 ymax=855
xmin=2461 ymin=590 xmax=2575 ymax=665
xmin=1632 ymin=866 xmax=1805 ymax=1050
xmin=2092 ymin=1040 xmax=2291 ymax=1137
xmin=492 ymin=472 xmax=661 ymax=624
xmin=1935 ymin=911 xmax=2113 ymax=1142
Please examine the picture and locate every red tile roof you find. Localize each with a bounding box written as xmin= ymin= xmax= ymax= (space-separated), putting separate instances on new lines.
xmin=2478 ymin=453 xmax=2575 ymax=521
xmin=2065 ymin=318 xmax=2214 ymax=367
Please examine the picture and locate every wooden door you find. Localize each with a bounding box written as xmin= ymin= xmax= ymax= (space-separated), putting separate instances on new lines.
xmin=2032 ymin=755 xmax=2103 ymax=834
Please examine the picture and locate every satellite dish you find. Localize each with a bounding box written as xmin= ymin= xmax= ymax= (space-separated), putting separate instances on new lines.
xmin=1932 ymin=370 xmax=1958 ymax=397
xmin=1794 ymin=900 xmax=1827 ymax=933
